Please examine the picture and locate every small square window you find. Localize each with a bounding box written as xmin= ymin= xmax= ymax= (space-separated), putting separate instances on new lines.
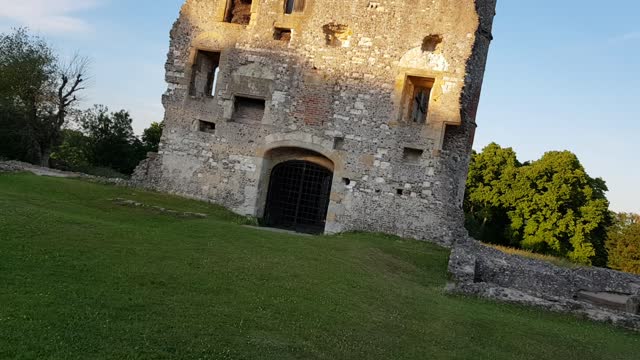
xmin=333 ymin=137 xmax=345 ymax=150
xmin=199 ymin=121 xmax=216 ymax=134
xmin=274 ymin=28 xmax=292 ymax=43
xmin=403 ymin=147 xmax=424 ymax=164
xmin=232 ymin=96 xmax=266 ymax=123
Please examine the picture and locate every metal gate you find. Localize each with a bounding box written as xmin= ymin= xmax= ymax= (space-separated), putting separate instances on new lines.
xmin=264 ymin=160 xmax=333 ymax=234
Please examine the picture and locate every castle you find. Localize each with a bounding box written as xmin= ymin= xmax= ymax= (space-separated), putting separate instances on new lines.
xmin=134 ymin=0 xmax=497 ymax=245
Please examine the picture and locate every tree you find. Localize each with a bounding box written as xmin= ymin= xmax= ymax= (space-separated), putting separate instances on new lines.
xmin=507 ymin=151 xmax=610 ymax=265
xmin=0 ymin=28 xmax=88 ymax=166
xmin=607 ymin=213 xmax=640 ymax=274
xmin=50 ymin=129 xmax=91 ymax=171
xmin=465 ymin=144 xmax=611 ymax=265
xmin=79 ymin=105 xmax=146 ymax=174
xmin=43 ymin=54 xmax=89 ymax=166
xmin=142 ymin=121 xmax=164 ymax=153
xmin=464 ymin=143 xmax=519 ymax=246
xmin=0 ymin=28 xmax=56 ymax=163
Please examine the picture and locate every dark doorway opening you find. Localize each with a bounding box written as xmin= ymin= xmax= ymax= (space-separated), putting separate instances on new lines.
xmin=264 ymin=160 xmax=333 ymax=234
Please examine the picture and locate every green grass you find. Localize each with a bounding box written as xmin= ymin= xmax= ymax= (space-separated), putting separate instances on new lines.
xmin=488 ymin=244 xmax=581 ymax=269
xmin=0 ymin=173 xmax=638 ymax=360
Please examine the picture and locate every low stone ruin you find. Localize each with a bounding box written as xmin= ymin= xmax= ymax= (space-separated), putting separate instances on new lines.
xmin=111 ymin=198 xmax=208 ymax=219
xmin=448 ymin=239 xmax=640 ymax=331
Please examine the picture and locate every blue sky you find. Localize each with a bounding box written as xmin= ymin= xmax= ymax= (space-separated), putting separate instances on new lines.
xmin=0 ymin=0 xmax=638 ymax=213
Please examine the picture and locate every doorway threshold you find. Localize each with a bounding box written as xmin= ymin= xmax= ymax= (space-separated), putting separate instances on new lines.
xmin=242 ymin=225 xmax=313 ymax=236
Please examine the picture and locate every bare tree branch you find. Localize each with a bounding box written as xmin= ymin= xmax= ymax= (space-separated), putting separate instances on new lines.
xmin=56 ymin=54 xmax=90 ymax=128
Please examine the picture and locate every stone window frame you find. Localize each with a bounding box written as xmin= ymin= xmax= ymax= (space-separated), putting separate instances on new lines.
xmin=228 ymin=94 xmax=268 ymax=124
xmin=402 ymin=147 xmax=424 ymax=164
xmin=400 ymin=75 xmax=435 ymax=125
xmin=198 ymin=120 xmax=216 ymax=134
xmin=222 ymin=0 xmax=256 ymax=25
xmin=188 ymin=49 xmax=222 ymax=99
xmin=274 ymin=27 xmax=293 ymax=43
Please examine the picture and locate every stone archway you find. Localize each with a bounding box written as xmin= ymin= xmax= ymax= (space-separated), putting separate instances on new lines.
xmin=261 ymin=147 xmax=334 ymax=234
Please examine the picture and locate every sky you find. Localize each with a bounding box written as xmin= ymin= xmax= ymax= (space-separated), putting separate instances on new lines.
xmin=0 ymin=0 xmax=638 ymax=213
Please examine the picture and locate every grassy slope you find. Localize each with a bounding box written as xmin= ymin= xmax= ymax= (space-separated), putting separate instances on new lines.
xmin=0 ymin=173 xmax=638 ymax=360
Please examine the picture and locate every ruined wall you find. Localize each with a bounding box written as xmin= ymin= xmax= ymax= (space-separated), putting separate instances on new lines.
xmin=448 ymin=239 xmax=640 ymax=331
xmin=136 ymin=0 xmax=497 ymax=245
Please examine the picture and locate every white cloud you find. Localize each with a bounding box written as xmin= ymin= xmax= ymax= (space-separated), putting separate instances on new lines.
xmin=0 ymin=0 xmax=102 ymax=34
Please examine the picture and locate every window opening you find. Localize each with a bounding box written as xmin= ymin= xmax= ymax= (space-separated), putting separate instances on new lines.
xmin=403 ymin=147 xmax=424 ymax=163
xmin=285 ymin=0 xmax=305 ymax=14
xmin=199 ymin=121 xmax=216 ymax=134
xmin=190 ymin=50 xmax=221 ymax=98
xmin=274 ymin=28 xmax=292 ymax=42
xmin=232 ymin=96 xmax=266 ymax=123
xmin=403 ymin=76 xmax=434 ymax=124
xmin=224 ymin=0 xmax=252 ymax=25
xmin=412 ymin=88 xmax=430 ymax=123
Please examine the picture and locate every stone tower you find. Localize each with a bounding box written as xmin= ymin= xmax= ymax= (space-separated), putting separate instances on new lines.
xmin=134 ymin=0 xmax=497 ymax=245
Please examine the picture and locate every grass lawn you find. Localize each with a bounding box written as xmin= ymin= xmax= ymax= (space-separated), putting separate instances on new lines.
xmin=0 ymin=173 xmax=638 ymax=359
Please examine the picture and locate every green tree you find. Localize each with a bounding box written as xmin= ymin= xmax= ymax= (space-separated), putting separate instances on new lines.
xmin=0 ymin=28 xmax=56 ymax=163
xmin=465 ymin=144 xmax=611 ymax=265
xmin=79 ymin=105 xmax=145 ymax=174
xmin=50 ymin=129 xmax=91 ymax=170
xmin=0 ymin=28 xmax=88 ymax=166
xmin=606 ymin=213 xmax=640 ymax=274
xmin=507 ymin=151 xmax=610 ymax=265
xmin=142 ymin=121 xmax=164 ymax=153
xmin=464 ymin=143 xmax=519 ymax=246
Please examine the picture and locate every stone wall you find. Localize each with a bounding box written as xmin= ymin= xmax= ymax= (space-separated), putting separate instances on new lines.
xmin=448 ymin=239 xmax=640 ymax=331
xmin=135 ymin=0 xmax=498 ymax=244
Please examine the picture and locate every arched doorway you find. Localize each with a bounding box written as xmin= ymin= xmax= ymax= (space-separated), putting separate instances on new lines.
xmin=264 ymin=160 xmax=333 ymax=234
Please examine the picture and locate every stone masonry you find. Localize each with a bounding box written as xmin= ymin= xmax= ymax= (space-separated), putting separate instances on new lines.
xmin=134 ymin=0 xmax=498 ymax=243
xmin=448 ymin=239 xmax=640 ymax=331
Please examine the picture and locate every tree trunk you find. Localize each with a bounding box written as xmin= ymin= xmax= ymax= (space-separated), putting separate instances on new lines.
xmin=40 ymin=148 xmax=51 ymax=168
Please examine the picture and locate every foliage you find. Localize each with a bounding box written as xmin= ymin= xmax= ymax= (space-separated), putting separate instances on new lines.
xmin=465 ymin=143 xmax=611 ymax=266
xmin=1 ymin=174 xmax=639 ymax=359
xmin=50 ymin=109 xmax=161 ymax=176
xmin=0 ymin=28 xmax=57 ymax=164
xmin=78 ymin=105 xmax=146 ymax=174
xmin=142 ymin=121 xmax=164 ymax=153
xmin=0 ymin=28 xmax=88 ymax=166
xmin=50 ymin=129 xmax=90 ymax=170
xmin=606 ymin=213 xmax=640 ymax=274
xmin=465 ymin=143 xmax=519 ymax=247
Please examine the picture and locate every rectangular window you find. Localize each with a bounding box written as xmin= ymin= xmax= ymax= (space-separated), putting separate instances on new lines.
xmin=224 ymin=0 xmax=252 ymax=25
xmin=285 ymin=0 xmax=305 ymax=14
xmin=190 ymin=50 xmax=221 ymax=98
xmin=403 ymin=147 xmax=424 ymax=164
xmin=274 ymin=28 xmax=292 ymax=43
xmin=232 ymin=96 xmax=266 ymax=123
xmin=404 ymin=76 xmax=434 ymax=124
xmin=199 ymin=120 xmax=216 ymax=134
